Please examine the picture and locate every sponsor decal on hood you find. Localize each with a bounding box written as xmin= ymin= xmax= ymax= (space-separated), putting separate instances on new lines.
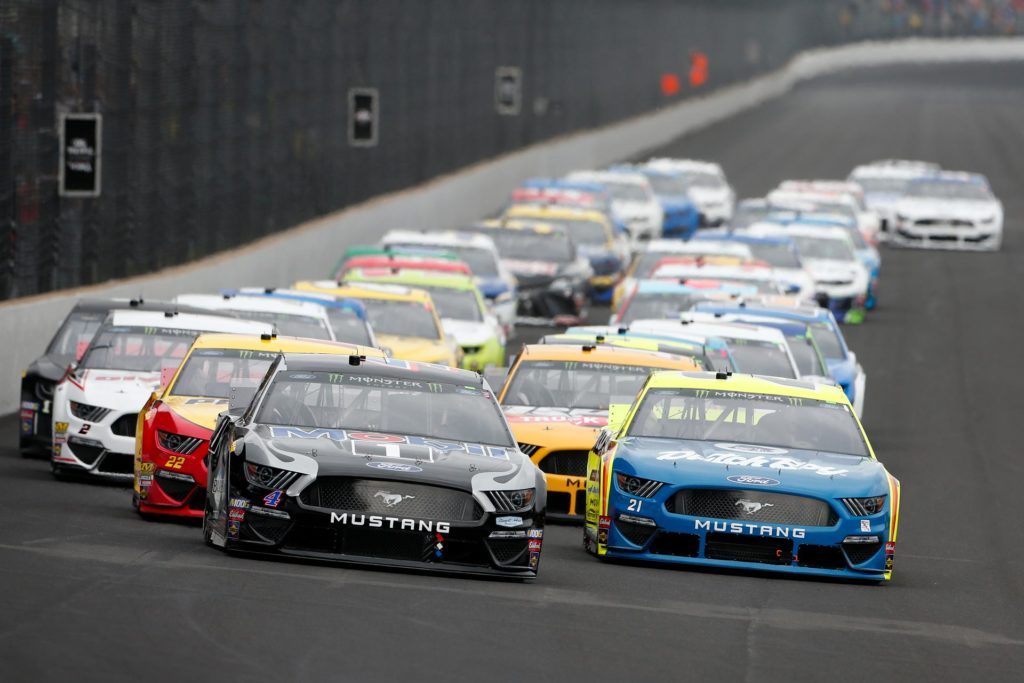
xmin=268 ymin=426 xmax=513 ymax=460
xmin=502 ymin=406 xmax=607 ymax=427
xmin=502 ymin=259 xmax=558 ymax=277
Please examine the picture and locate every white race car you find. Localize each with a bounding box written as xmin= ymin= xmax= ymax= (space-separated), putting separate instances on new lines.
xmin=848 ymin=160 xmax=940 ymax=238
xmin=769 ymin=183 xmax=880 ymax=245
xmin=564 ymin=170 xmax=663 ymax=242
xmin=173 ymin=293 xmax=335 ymax=340
xmin=890 ymin=172 xmax=1003 ymax=251
xmin=51 ymin=309 xmax=271 ymax=481
xmin=646 ymin=158 xmax=735 ymax=227
xmin=744 ymin=223 xmax=870 ymax=324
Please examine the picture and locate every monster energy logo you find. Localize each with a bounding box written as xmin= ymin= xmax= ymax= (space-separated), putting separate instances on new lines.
xmin=427 ymin=382 xmax=444 ymax=393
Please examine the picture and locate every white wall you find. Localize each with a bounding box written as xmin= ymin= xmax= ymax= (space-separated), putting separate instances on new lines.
xmin=3 ymin=37 xmax=1024 ymax=415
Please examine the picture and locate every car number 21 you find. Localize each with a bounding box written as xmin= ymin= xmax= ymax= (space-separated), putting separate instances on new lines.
xmin=627 ymin=499 xmax=643 ymax=512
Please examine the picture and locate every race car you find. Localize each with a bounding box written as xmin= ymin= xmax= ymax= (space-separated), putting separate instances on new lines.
xmin=565 ymin=325 xmax=737 ymax=373
xmin=341 ymin=268 xmax=504 ymax=371
xmin=203 ymin=353 xmax=546 ymax=578
xmin=50 ymin=310 xmax=271 ymax=481
xmin=691 ymin=300 xmax=867 ymax=416
xmin=336 ymin=254 xmax=472 ymax=280
xmin=848 ymin=160 xmax=941 ymax=237
xmin=378 ymin=230 xmax=518 ymax=330
xmin=584 ymin=371 xmax=900 ymax=582
xmin=174 ymin=293 xmax=335 ymax=340
xmin=564 ymin=170 xmax=663 ymax=242
xmin=890 ymin=172 xmax=1003 ymax=251
xmin=224 ymin=288 xmax=379 ymax=348
xmin=293 ymin=281 xmax=461 ymax=366
xmin=502 ymin=204 xmax=627 ymax=302
xmin=630 ymin=319 xmax=802 ymax=380
xmin=612 ymin=280 xmax=758 ymax=326
xmin=498 ymin=344 xmax=698 ymax=520
xmin=645 ymin=158 xmax=735 ymax=227
xmin=539 ymin=332 xmax=711 ymax=370
xmin=18 ymin=297 xmax=218 ymax=458
xmin=624 ymin=165 xmax=701 ymax=239
xmin=743 ymin=223 xmax=870 ymax=324
xmin=466 ymin=220 xmax=591 ymax=326
xmin=133 ymin=333 xmax=384 ymax=519
xmin=771 ymin=181 xmax=881 ymax=245
xmin=611 ymin=239 xmax=753 ymax=311
xmin=694 ymin=232 xmax=816 ymax=298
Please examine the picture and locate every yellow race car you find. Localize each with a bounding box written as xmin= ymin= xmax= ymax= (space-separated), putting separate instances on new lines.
xmin=294 ymin=280 xmax=461 ymax=366
xmin=133 ymin=333 xmax=384 ymax=519
xmin=497 ymin=343 xmax=699 ymax=520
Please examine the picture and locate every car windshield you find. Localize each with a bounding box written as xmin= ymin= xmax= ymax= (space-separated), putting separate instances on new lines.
xmin=257 ymin=370 xmax=513 ymax=446
xmin=855 ymin=177 xmax=909 ymax=194
xmin=47 ymin=310 xmax=106 ymax=360
xmin=620 ymin=293 xmax=700 ymax=324
xmin=647 ymin=174 xmax=689 ymax=195
xmin=680 ymin=171 xmax=723 ymax=189
xmin=230 ymin=310 xmax=332 ymax=340
xmin=358 ymin=299 xmax=440 ymax=339
xmin=907 ymin=181 xmax=990 ymax=201
xmin=418 ymin=286 xmax=482 ymax=322
xmin=792 ymin=235 xmax=855 ymax=261
xmin=748 ymin=243 xmax=801 ymax=268
xmin=80 ymin=326 xmax=196 ymax=371
xmin=723 ymin=338 xmax=796 ymax=378
xmin=547 ymin=219 xmax=608 ymax=246
xmin=605 ymin=182 xmax=649 ymax=202
xmin=325 ymin=309 xmax=374 ymax=346
xmin=503 ymin=360 xmax=658 ymax=410
xmin=627 ymin=387 xmax=869 ymax=457
xmin=810 ymin=321 xmax=845 ymax=359
xmin=787 ymin=336 xmax=825 ymax=376
xmin=483 ymin=230 xmax=574 ymax=262
xmin=171 ymin=348 xmax=278 ymax=398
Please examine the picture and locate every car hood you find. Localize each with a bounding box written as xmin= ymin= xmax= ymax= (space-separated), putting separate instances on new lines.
xmin=896 ymin=197 xmax=1000 ymax=219
xmin=613 ymin=437 xmax=887 ymax=496
xmin=442 ymin=319 xmax=496 ymax=346
xmin=688 ymin=187 xmax=730 ymax=204
xmin=161 ymin=394 xmax=226 ymax=432
xmin=69 ymin=369 xmax=162 ymax=406
xmin=375 ymin=334 xmax=453 ymax=363
xmin=247 ymin=425 xmax=533 ymax=493
xmin=503 ymin=406 xmax=605 ymax=447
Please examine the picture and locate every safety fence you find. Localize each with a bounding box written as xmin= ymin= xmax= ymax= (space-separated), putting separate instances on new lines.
xmin=1 ymin=0 xmax=1020 ymax=301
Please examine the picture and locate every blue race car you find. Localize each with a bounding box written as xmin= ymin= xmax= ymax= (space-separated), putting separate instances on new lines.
xmin=624 ymin=166 xmax=701 ymax=240
xmin=584 ymin=371 xmax=901 ymax=582
xmin=224 ymin=287 xmax=379 ymax=348
xmin=692 ymin=300 xmax=866 ymax=416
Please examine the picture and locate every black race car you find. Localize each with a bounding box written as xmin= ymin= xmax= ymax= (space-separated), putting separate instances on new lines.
xmin=466 ymin=222 xmax=592 ymax=326
xmin=18 ymin=297 xmax=214 ymax=457
xmin=203 ymin=353 xmax=547 ymax=578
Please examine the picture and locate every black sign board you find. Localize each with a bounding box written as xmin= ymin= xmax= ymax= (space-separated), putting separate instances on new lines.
xmin=60 ymin=113 xmax=102 ymax=197
xmin=348 ymin=88 xmax=378 ymax=147
xmin=495 ymin=67 xmax=522 ymax=116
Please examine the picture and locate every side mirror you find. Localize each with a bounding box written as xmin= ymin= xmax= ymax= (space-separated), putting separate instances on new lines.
xmin=594 ymin=429 xmax=613 ymax=455
xmin=606 ymin=403 xmax=630 ymax=436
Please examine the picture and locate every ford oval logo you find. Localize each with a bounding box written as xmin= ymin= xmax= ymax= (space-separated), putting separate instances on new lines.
xmin=727 ymin=474 xmax=780 ymax=487
xmin=366 ymin=462 xmax=423 ymax=473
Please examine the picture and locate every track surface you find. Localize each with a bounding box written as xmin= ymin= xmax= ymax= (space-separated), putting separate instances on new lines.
xmin=3 ymin=63 xmax=1024 ymax=681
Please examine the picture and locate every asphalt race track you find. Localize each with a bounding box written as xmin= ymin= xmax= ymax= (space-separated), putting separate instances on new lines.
xmin=3 ymin=62 xmax=1024 ymax=681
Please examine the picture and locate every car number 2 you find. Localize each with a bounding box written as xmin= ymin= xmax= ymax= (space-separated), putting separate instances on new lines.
xmin=627 ymin=498 xmax=642 ymax=512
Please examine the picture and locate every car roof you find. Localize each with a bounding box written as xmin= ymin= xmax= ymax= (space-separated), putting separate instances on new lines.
xmin=696 ymin=231 xmax=794 ymax=246
xmin=381 ymin=229 xmax=499 ymax=251
xmin=516 ymin=343 xmax=698 ymax=369
xmin=344 ymin=269 xmax=478 ymax=291
xmin=229 ymin=288 xmax=369 ymax=318
xmin=683 ymin=312 xmax=810 ymax=336
xmin=174 ymin=293 xmax=329 ymax=318
xmin=633 ymin=318 xmax=789 ymax=343
xmin=191 ymin=333 xmax=384 ymax=356
xmin=106 ymin=309 xmax=271 ymax=334
xmin=473 ymin=219 xmax=566 ymax=236
xmin=646 ymin=158 xmax=725 ymax=175
xmin=294 ymin=280 xmax=432 ymax=303
xmin=745 ymin=223 xmax=852 ymax=241
xmin=644 ymin=370 xmax=847 ymax=402
xmin=505 ymin=204 xmax=609 ymax=223
xmin=634 ymin=279 xmax=756 ymax=295
xmin=279 ymin=353 xmax=481 ymax=385
xmin=694 ymin=300 xmax=830 ymax=322
xmin=70 ymin=298 xmax=219 ymax=317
